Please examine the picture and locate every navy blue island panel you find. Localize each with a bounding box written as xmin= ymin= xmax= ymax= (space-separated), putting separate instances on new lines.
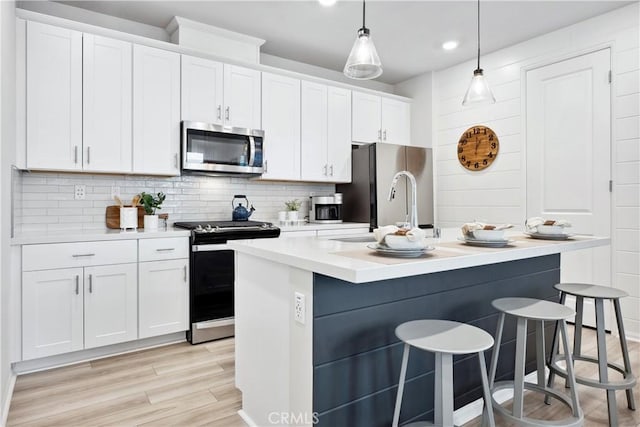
xmin=312 ymin=254 xmax=561 ymax=427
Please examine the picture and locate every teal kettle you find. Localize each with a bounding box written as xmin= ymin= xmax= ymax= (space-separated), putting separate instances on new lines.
xmin=232 ymin=195 xmax=255 ymax=221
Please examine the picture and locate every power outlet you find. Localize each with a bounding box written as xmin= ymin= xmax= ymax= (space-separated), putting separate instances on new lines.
xmin=294 ymin=292 xmax=306 ymax=324
xmin=74 ymin=185 xmax=86 ymax=200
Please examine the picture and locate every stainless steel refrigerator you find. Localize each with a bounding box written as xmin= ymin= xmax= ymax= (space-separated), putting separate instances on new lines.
xmin=337 ymin=143 xmax=434 ymax=230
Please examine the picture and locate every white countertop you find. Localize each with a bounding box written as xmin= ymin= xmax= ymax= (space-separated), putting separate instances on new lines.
xmin=228 ymin=230 xmax=610 ymax=283
xmin=12 ymin=228 xmax=191 ymax=245
xmin=278 ymin=222 xmax=370 ymax=232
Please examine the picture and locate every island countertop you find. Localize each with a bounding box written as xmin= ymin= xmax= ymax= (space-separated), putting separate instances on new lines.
xmin=227 ymin=232 xmax=610 ymax=283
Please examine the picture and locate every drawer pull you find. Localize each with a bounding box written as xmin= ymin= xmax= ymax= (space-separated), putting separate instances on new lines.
xmin=72 ymin=253 xmax=95 ymax=258
xmin=88 ymin=274 xmax=93 ymax=293
xmin=183 ymin=265 xmax=187 ymax=282
xmin=75 ymin=275 xmax=79 ymax=295
xmin=156 ymin=248 xmax=176 ymax=252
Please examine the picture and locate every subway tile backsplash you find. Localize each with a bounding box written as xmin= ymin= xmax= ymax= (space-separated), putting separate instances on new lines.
xmin=15 ymin=171 xmax=335 ymax=233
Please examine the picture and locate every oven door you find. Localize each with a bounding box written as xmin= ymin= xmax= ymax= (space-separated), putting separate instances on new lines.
xmin=188 ymin=243 xmax=235 ymax=344
xmin=182 ymin=121 xmax=264 ymax=175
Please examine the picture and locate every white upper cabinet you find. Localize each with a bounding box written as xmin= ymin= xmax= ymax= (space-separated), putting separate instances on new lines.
xmin=260 ymin=72 xmax=301 ymax=181
xmin=352 ymin=91 xmax=411 ymax=145
xmin=181 ymin=59 xmax=260 ymax=129
xmin=301 ymin=83 xmax=352 ymax=183
xmin=26 ymin=21 xmax=82 ymax=171
xmin=224 ymin=64 xmax=261 ymax=129
xmin=181 ymin=56 xmax=224 ymax=124
xmin=133 ymin=44 xmax=181 ymax=175
xmin=83 ymin=34 xmax=132 ymax=173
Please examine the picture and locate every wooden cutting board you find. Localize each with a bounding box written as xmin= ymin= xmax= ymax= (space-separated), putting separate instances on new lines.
xmin=105 ymin=206 xmax=145 ymax=229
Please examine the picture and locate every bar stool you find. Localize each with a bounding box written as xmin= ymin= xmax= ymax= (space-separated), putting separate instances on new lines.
xmin=392 ymin=319 xmax=495 ymax=427
xmin=489 ymin=297 xmax=583 ymax=426
xmin=546 ymin=283 xmax=636 ymax=426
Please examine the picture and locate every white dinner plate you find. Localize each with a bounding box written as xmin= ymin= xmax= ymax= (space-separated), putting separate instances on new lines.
xmin=458 ymin=237 xmax=515 ymax=248
xmin=366 ymin=243 xmax=435 ymax=258
xmin=524 ymin=231 xmax=575 ymax=241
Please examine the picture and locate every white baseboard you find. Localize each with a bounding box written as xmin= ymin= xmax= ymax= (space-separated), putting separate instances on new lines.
xmin=453 ymin=370 xmax=540 ymax=426
xmin=237 ymin=409 xmax=257 ymax=427
xmin=1 ymin=373 xmax=17 ymax=427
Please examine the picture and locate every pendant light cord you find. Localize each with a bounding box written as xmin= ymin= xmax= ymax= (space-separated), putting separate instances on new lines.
xmin=362 ymin=0 xmax=366 ymax=30
xmin=476 ymin=0 xmax=481 ymax=71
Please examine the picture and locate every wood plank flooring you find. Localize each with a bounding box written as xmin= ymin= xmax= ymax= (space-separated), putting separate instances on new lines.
xmin=7 ymin=327 xmax=639 ymax=426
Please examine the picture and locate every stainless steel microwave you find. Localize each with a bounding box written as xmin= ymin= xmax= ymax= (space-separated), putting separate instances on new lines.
xmin=181 ymin=121 xmax=264 ymax=175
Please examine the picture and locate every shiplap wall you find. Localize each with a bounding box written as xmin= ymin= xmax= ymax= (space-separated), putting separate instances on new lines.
xmin=15 ymin=172 xmax=333 ymax=232
xmin=433 ymin=3 xmax=639 ymax=339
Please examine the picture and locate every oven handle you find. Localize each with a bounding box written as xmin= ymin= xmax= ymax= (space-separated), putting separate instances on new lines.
xmin=195 ymin=317 xmax=235 ymax=329
xmin=192 ymin=243 xmax=231 ymax=252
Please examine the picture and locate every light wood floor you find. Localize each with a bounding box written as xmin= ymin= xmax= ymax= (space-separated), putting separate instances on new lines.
xmin=7 ymin=328 xmax=639 ymax=426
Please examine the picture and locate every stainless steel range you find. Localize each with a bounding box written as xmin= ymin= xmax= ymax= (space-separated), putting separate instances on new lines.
xmin=174 ymin=220 xmax=280 ymax=344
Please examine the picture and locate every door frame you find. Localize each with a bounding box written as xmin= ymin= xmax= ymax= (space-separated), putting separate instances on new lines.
xmin=520 ymin=43 xmax=615 ymax=322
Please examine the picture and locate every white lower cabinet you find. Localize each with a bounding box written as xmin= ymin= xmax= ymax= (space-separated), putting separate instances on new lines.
xmin=138 ymin=258 xmax=189 ymax=339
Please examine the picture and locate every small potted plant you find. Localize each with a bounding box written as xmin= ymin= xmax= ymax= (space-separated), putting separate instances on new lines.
xmin=139 ymin=192 xmax=166 ymax=231
xmin=284 ymin=199 xmax=302 ymax=221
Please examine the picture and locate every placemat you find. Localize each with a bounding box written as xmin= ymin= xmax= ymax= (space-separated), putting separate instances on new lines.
xmin=331 ymin=247 xmax=463 ymax=265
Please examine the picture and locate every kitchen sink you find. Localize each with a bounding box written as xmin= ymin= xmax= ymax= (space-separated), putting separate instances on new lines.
xmin=330 ymin=235 xmax=376 ymax=243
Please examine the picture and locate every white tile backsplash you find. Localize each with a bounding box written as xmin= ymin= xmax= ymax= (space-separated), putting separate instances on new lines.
xmin=14 ymin=171 xmax=334 ymax=233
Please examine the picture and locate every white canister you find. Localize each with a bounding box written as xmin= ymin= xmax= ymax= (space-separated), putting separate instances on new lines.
xmin=286 ymin=211 xmax=299 ymax=221
xmin=120 ymin=207 xmax=138 ymax=230
xmin=144 ymin=214 xmax=159 ymax=231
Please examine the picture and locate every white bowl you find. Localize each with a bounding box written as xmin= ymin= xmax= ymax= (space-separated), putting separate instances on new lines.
xmin=384 ymin=235 xmax=427 ymax=250
xmin=536 ymin=225 xmax=567 ymax=235
xmin=471 ymin=229 xmax=506 ymax=241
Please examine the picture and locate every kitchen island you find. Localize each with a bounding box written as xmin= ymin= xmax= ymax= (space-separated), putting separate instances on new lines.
xmin=228 ymin=233 xmax=609 ymax=427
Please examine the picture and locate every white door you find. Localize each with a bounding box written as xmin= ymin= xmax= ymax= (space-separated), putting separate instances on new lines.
xmin=181 ymin=55 xmax=224 ymax=124
xmin=84 ymin=264 xmax=138 ymax=348
xmin=381 ymin=98 xmax=411 ymax=146
xmin=22 ymin=268 xmax=84 ymax=360
xmin=26 ymin=21 xmax=82 ymax=171
xmin=83 ymin=34 xmax=132 ymax=173
xmin=260 ymin=72 xmax=301 ymax=181
xmin=223 ymin=64 xmax=261 ymax=129
xmin=526 ymin=49 xmax=611 ymax=328
xmin=352 ymin=92 xmax=381 ymax=143
xmin=139 ymin=259 xmax=189 ymax=338
xmin=132 ymin=44 xmax=181 ymax=176
xmin=327 ymin=86 xmax=352 ymax=182
xmin=301 ymin=81 xmax=328 ymax=182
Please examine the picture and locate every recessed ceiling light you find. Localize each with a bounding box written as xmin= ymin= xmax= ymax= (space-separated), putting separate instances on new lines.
xmin=319 ymin=0 xmax=337 ymax=6
xmin=442 ymin=40 xmax=459 ymax=51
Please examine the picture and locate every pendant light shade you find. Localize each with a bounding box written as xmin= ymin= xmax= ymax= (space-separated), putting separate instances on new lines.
xmin=344 ymin=0 xmax=382 ymax=80
xmin=462 ymin=0 xmax=495 ymax=105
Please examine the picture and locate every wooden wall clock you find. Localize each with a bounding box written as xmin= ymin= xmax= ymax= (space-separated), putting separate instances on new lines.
xmin=457 ymin=125 xmax=499 ymax=171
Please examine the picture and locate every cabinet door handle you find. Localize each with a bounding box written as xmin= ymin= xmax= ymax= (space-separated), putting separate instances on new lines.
xmin=183 ymin=265 xmax=187 ymax=282
xmin=264 ymin=160 xmax=268 ymax=173
xmin=323 ymin=164 xmax=328 ymax=176
xmin=88 ymin=274 xmax=93 ymax=293
xmin=75 ymin=275 xmax=79 ymax=295
xmin=377 ymin=129 xmax=381 ymax=141
xmin=156 ymin=248 xmax=175 ymax=252
xmin=87 ymin=146 xmax=91 ymax=164
xmin=74 ymin=146 xmax=78 ymax=164
xmin=383 ymin=130 xmax=387 ymax=141
xmin=225 ymin=106 xmax=230 ymax=121
xmin=217 ymin=105 xmax=222 ymax=120
xmin=72 ymin=253 xmax=95 ymax=258
xmin=329 ymin=165 xmax=334 ymax=176
xmin=174 ymin=153 xmax=179 ymax=169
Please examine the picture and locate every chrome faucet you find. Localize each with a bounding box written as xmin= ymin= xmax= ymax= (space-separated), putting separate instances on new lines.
xmin=387 ymin=170 xmax=418 ymax=229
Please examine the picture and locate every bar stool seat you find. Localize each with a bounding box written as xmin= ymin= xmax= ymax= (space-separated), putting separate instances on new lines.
xmin=547 ymin=283 xmax=636 ymax=426
xmin=489 ymin=297 xmax=583 ymax=427
xmin=392 ymin=320 xmax=495 ymax=427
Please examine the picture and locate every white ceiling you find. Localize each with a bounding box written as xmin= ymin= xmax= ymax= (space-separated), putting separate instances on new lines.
xmin=53 ymin=0 xmax=631 ymax=84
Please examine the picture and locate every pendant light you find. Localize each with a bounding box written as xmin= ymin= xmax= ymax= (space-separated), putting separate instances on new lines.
xmin=343 ymin=0 xmax=383 ymax=80
xmin=462 ymin=0 xmax=496 ymax=105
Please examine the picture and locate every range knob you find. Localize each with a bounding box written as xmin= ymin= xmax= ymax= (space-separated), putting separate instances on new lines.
xmin=204 ymin=224 xmax=213 ymax=232
xmin=195 ymin=225 xmax=203 ymax=232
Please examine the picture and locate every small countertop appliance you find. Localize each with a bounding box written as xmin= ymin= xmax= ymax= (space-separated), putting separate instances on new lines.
xmin=309 ymin=194 xmax=343 ymax=224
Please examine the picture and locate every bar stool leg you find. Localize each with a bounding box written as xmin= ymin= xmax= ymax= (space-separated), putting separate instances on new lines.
xmin=434 ymin=352 xmax=454 ymax=427
xmin=559 ymin=319 xmax=581 ymax=417
xmin=614 ymin=299 xmax=636 ymax=410
xmin=392 ymin=343 xmax=410 ymax=427
xmin=478 ymin=351 xmax=495 ymax=427
xmin=595 ymin=298 xmax=617 ymax=426
xmin=566 ymin=296 xmax=585 ymax=389
xmin=488 ymin=313 xmax=505 ymax=388
xmin=546 ymin=292 xmax=566 ymax=403
xmin=513 ymin=317 xmax=528 ymax=419
xmin=536 ymin=320 xmax=546 ymax=388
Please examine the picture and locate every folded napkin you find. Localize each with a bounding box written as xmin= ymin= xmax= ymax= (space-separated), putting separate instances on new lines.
xmin=525 ymin=217 xmax=571 ymax=230
xmin=373 ymin=225 xmax=426 ymax=244
xmin=461 ymin=222 xmax=513 ymax=237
